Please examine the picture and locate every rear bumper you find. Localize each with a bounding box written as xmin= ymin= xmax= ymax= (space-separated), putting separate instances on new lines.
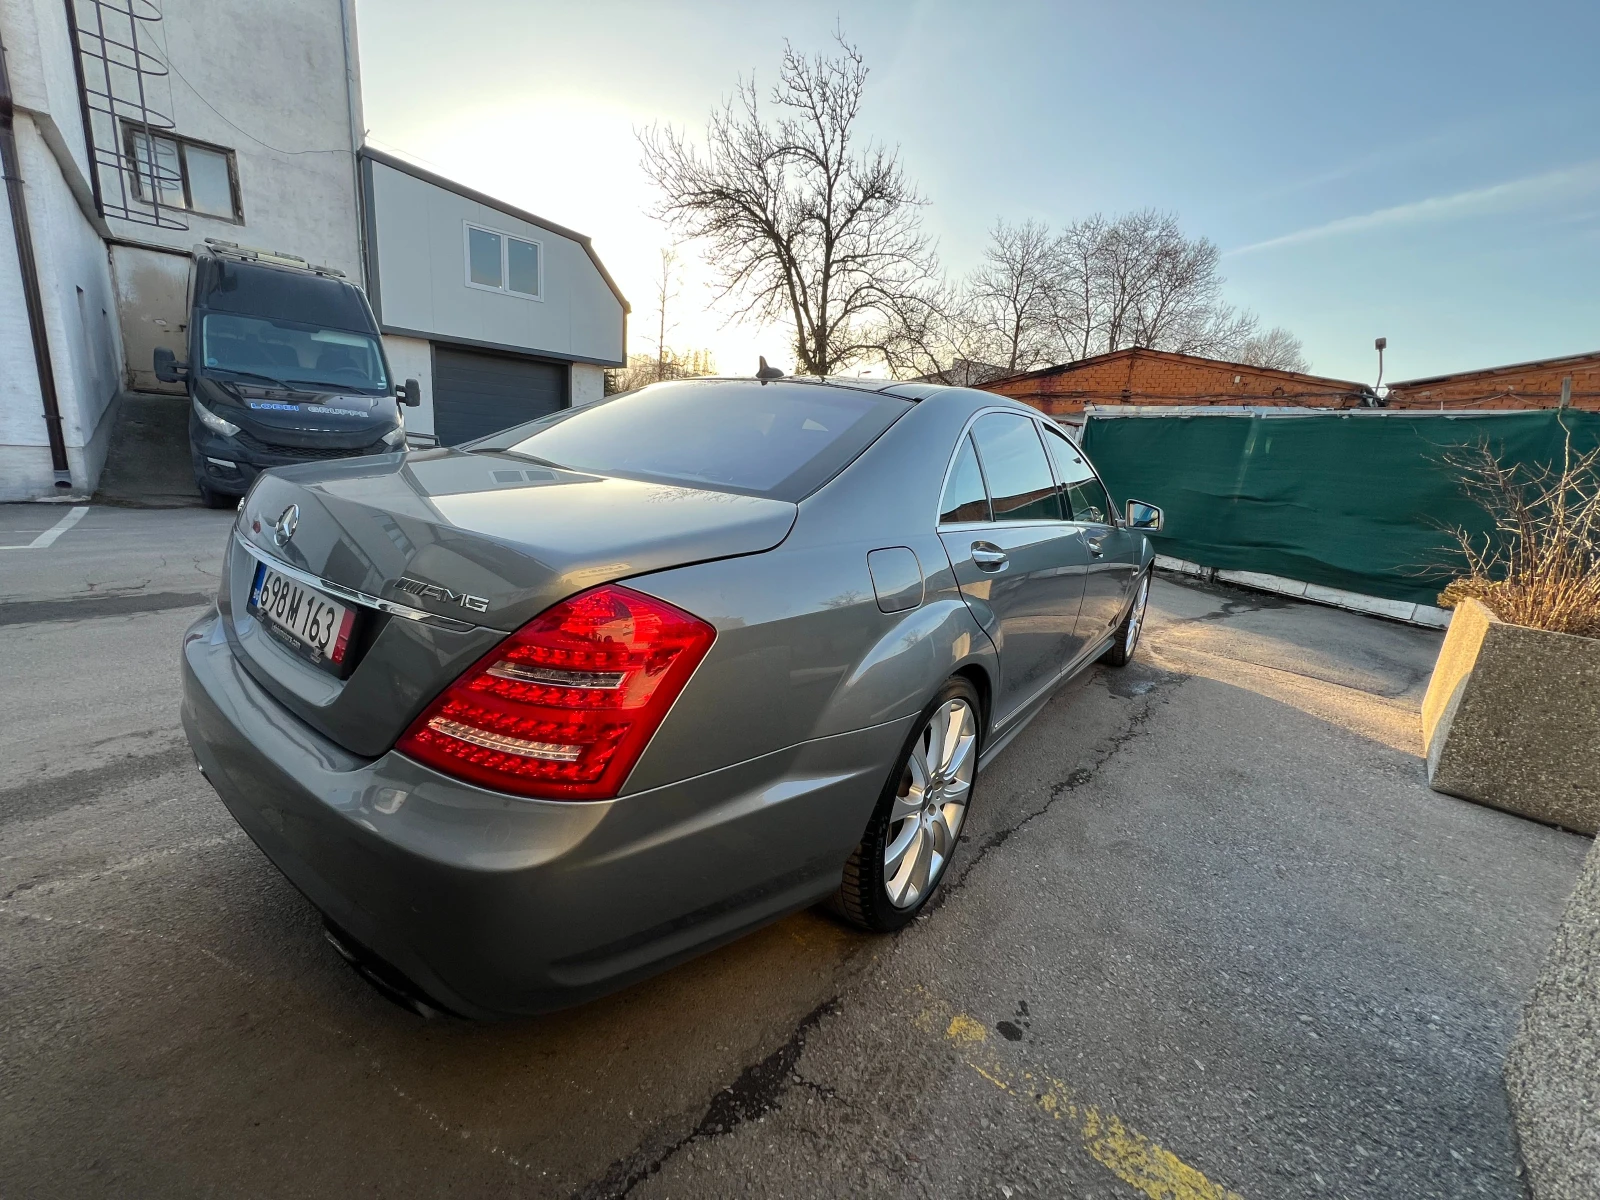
xmin=180 ymin=608 xmax=908 ymax=1018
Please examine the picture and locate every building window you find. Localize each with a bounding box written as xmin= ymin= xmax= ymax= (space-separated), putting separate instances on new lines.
xmin=464 ymin=222 xmax=542 ymax=299
xmin=124 ymin=125 xmax=241 ymax=221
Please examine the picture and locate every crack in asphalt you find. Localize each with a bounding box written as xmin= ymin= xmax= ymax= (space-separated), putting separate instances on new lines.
xmin=1155 ymin=587 xmax=1287 ymax=626
xmin=946 ymin=666 xmax=1188 ymax=897
xmin=577 ymin=998 xmax=843 ymax=1200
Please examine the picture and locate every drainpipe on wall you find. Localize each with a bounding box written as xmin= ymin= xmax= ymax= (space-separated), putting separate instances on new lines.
xmin=0 ymin=28 xmax=72 ymax=489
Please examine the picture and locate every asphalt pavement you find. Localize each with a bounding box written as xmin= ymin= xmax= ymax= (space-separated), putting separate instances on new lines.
xmin=0 ymin=502 xmax=1589 ymax=1199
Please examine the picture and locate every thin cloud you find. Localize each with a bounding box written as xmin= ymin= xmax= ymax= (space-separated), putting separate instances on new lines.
xmin=1227 ymin=161 xmax=1600 ymax=256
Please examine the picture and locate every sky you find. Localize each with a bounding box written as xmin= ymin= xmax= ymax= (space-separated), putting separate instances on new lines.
xmin=353 ymin=0 xmax=1600 ymax=385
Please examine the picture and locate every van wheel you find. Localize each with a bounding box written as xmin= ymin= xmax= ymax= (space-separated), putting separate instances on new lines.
xmin=832 ymin=676 xmax=981 ymax=932
xmin=198 ymin=484 xmax=234 ymax=510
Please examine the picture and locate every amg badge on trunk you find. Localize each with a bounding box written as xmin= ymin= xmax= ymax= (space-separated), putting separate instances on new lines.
xmin=394 ymin=577 xmax=490 ymax=612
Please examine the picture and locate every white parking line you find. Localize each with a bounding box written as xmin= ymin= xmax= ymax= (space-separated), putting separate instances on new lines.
xmin=0 ymin=505 xmax=90 ymax=550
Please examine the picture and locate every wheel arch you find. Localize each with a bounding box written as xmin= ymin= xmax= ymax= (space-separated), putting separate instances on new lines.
xmin=951 ymin=662 xmax=993 ymax=743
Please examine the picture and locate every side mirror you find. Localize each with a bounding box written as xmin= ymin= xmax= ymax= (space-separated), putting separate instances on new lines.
xmin=153 ymin=346 xmax=188 ymax=383
xmin=399 ymin=378 xmax=422 ymax=407
xmin=1125 ymin=499 xmax=1164 ymax=532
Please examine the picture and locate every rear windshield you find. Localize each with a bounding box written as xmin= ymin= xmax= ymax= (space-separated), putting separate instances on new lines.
xmin=475 ymin=380 xmax=913 ymax=501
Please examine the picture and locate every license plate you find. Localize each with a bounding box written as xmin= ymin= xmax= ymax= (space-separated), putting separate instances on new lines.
xmin=248 ymin=562 xmax=357 ymax=674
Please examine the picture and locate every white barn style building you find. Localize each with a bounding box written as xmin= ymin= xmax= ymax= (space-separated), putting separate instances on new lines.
xmin=360 ymin=149 xmax=626 ymax=445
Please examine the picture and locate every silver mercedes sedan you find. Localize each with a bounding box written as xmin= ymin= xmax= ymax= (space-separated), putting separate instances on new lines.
xmin=181 ymin=377 xmax=1161 ymax=1017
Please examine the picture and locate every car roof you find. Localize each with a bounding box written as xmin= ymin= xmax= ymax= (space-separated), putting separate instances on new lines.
xmin=663 ymin=375 xmax=997 ymax=404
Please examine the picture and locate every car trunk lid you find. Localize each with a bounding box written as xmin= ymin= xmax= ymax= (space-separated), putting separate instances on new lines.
xmin=225 ymin=448 xmax=797 ymax=756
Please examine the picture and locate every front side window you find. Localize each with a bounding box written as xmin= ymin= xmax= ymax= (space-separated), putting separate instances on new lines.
xmin=125 ymin=126 xmax=240 ymax=220
xmin=465 ymin=223 xmax=542 ymax=298
xmin=939 ymin=433 xmax=991 ymax=524
xmin=479 ymin=380 xmax=910 ymax=502
xmin=1042 ymin=426 xmax=1114 ymax=525
xmin=200 ymin=313 xmax=388 ymax=392
xmin=970 ymin=412 xmax=1063 ymax=521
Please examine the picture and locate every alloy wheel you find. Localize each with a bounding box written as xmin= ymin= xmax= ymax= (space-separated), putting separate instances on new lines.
xmin=883 ymin=697 xmax=977 ymax=909
xmin=1126 ymin=572 xmax=1151 ymax=656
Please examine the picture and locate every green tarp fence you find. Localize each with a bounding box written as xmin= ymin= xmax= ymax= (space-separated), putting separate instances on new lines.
xmin=1080 ymin=409 xmax=1600 ymax=608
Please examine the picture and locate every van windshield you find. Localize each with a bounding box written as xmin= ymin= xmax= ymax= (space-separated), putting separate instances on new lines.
xmin=475 ymin=379 xmax=912 ymax=501
xmin=200 ymin=313 xmax=389 ymax=392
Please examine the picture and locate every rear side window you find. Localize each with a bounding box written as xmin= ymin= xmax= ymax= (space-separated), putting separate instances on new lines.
xmin=970 ymin=413 xmax=1063 ymax=521
xmin=483 ymin=380 xmax=912 ymax=502
xmin=1042 ymin=426 xmax=1114 ymax=525
xmin=939 ymin=433 xmax=991 ymax=524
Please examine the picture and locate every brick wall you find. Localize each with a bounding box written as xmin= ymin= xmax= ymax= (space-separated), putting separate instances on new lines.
xmin=1385 ymin=354 xmax=1600 ymax=411
xmin=979 ymin=349 xmax=1366 ymax=417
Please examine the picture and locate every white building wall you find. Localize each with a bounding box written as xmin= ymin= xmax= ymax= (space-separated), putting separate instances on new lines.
xmin=22 ymin=120 xmax=124 ymax=489
xmin=1 ymin=0 xmax=125 ymax=498
xmin=571 ymin=363 xmax=606 ymax=407
xmin=381 ymin=334 xmax=434 ymax=436
xmin=99 ymin=0 xmax=364 ymax=275
xmin=0 ymin=140 xmax=50 ymax=499
xmin=366 ymin=157 xmax=624 ymax=366
xmin=1 ymin=0 xmax=96 ymax=186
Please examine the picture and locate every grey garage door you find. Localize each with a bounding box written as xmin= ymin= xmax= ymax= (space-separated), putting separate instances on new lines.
xmin=431 ymin=347 xmax=568 ymax=445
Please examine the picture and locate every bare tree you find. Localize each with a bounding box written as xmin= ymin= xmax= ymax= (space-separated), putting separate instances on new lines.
xmin=960 ymin=219 xmax=1063 ymax=375
xmin=639 ymin=35 xmax=940 ymax=376
xmin=1042 ymin=210 xmax=1300 ymax=367
xmin=1233 ymin=326 xmax=1311 ymax=373
xmin=1052 ymin=213 xmax=1106 ymax=361
xmin=649 ymin=246 xmax=681 ymax=383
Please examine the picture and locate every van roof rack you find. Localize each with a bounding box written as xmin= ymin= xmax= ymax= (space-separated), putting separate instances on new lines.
xmin=199 ymin=238 xmax=346 ymax=279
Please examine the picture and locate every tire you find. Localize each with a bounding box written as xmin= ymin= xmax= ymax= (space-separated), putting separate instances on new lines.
xmin=198 ymin=484 xmax=235 ymax=510
xmin=1099 ymin=568 xmax=1151 ymax=667
xmin=833 ymin=676 xmax=982 ymax=932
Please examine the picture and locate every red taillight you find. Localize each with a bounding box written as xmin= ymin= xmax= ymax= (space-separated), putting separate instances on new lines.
xmin=395 ymin=584 xmax=715 ymax=801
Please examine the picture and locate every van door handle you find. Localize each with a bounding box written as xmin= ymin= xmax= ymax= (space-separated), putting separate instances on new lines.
xmin=1085 ymin=535 xmax=1106 ymax=557
xmin=970 ymin=543 xmax=1009 ymax=572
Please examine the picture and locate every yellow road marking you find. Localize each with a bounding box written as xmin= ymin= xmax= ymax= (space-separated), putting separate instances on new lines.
xmin=918 ymin=1002 xmax=1244 ymax=1200
xmin=947 ymin=1013 xmax=988 ymax=1043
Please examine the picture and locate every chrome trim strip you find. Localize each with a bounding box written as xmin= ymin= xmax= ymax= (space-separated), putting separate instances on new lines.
xmin=232 ymin=531 xmax=489 ymax=633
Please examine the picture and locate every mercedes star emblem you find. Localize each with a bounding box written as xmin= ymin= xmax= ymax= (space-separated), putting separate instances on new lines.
xmin=272 ymin=504 xmax=300 ymax=547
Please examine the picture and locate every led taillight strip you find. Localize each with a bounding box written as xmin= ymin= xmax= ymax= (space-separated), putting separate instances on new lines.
xmin=486 ymin=661 xmax=626 ymax=689
xmin=425 ymin=717 xmax=584 ymax=762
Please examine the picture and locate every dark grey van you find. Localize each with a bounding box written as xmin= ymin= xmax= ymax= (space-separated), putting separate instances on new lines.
xmin=154 ymin=241 xmax=419 ymax=507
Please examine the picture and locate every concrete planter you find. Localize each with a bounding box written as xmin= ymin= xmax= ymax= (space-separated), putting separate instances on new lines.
xmin=1505 ymin=837 xmax=1600 ymax=1199
xmin=1421 ymin=597 xmax=1600 ymax=834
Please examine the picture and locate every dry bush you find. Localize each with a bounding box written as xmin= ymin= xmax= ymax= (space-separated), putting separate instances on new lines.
xmin=1438 ymin=425 xmax=1600 ymax=638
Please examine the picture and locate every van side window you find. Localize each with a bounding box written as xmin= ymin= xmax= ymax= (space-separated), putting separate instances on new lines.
xmin=970 ymin=413 xmax=1063 ymax=521
xmin=1042 ymin=426 xmax=1114 ymax=525
xmin=939 ymin=433 xmax=991 ymax=524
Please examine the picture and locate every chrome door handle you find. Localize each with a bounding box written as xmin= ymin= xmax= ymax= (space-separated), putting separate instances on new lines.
xmin=970 ymin=543 xmax=1009 ymax=572
xmin=1086 ymin=535 xmax=1106 ymax=557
